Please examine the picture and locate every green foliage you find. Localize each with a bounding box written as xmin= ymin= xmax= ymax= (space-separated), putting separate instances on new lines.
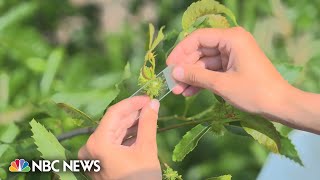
xmin=239 ymin=114 xmax=281 ymax=153
xmin=182 ymin=0 xmax=238 ymax=31
xmin=207 ymin=175 xmax=232 ymax=180
xmin=41 ymin=48 xmax=64 ymax=96
xmin=211 ymin=122 xmax=226 ymax=136
xmin=274 ymin=63 xmax=303 ymax=84
xmin=30 ymin=119 xmax=66 ymax=160
xmin=0 ymin=0 xmax=315 ymax=179
xmin=57 ymin=103 xmax=96 ymax=125
xmin=163 ymin=164 xmax=183 ymax=180
xmin=279 ymin=136 xmax=303 ymax=166
xmin=0 ymin=2 xmax=36 ymax=31
xmin=173 ymin=124 xmax=211 ymax=162
xmin=30 ymin=119 xmax=77 ymax=180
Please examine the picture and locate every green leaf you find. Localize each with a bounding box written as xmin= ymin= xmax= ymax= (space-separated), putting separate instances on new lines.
xmin=207 ymin=175 xmax=232 ymax=180
xmin=40 ymin=48 xmax=64 ymax=96
xmin=274 ymin=63 xmax=302 ymax=84
xmin=0 ymin=2 xmax=36 ymax=31
xmin=52 ymin=89 xmax=119 ymax=117
xmin=0 ymin=123 xmax=19 ymax=159
xmin=182 ymin=0 xmax=238 ymax=31
xmin=214 ymin=94 xmax=225 ymax=104
xmin=0 ymin=168 xmax=7 ymax=180
xmin=150 ymin=26 xmax=165 ymax=51
xmin=148 ymin=23 xmax=155 ymax=49
xmin=30 ymin=119 xmax=77 ymax=180
xmin=279 ymin=136 xmax=303 ymax=166
xmin=0 ymin=73 xmax=9 ymax=110
xmin=57 ymin=103 xmax=96 ymax=125
xmin=173 ymin=124 xmax=211 ymax=162
xmin=30 ymin=119 xmax=66 ymax=160
xmin=239 ymin=113 xmax=281 ymax=153
xmin=0 ymin=26 xmax=51 ymax=59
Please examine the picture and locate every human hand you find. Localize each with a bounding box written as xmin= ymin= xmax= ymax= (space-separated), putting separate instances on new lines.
xmin=78 ymin=96 xmax=162 ymax=180
xmin=167 ymin=27 xmax=292 ymax=114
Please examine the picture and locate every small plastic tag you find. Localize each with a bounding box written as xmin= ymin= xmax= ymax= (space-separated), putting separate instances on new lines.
xmin=130 ymin=66 xmax=177 ymax=101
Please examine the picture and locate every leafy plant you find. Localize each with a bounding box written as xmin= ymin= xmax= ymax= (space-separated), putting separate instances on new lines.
xmin=0 ymin=0 xmax=313 ymax=179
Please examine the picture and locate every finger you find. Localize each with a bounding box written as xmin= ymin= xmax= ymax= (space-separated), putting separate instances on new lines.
xmin=122 ymin=136 xmax=136 ymax=146
xmin=136 ymin=99 xmax=160 ymax=150
xmin=182 ymin=86 xmax=202 ymax=97
xmin=170 ymin=50 xmax=202 ymax=94
xmin=78 ymin=146 xmax=89 ymax=160
xmin=109 ymin=110 xmax=140 ymax=144
xmin=172 ymin=64 xmax=229 ymax=92
xmin=196 ymin=56 xmax=222 ymax=71
xmin=167 ymin=27 xmax=248 ymax=66
xmin=200 ymin=47 xmax=220 ymax=57
xmin=95 ymin=96 xmax=150 ymax=139
xmin=172 ymin=82 xmax=188 ymax=94
xmin=104 ymin=96 xmax=150 ymax=119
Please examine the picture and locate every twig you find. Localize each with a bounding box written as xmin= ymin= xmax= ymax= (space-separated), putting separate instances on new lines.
xmin=57 ymin=127 xmax=96 ymax=141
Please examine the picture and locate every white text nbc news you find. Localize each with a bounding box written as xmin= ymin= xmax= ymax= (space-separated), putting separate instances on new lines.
xmin=31 ymin=160 xmax=100 ymax=172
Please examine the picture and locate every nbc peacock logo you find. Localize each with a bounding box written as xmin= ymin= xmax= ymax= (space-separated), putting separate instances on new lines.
xmin=9 ymin=159 xmax=31 ymax=172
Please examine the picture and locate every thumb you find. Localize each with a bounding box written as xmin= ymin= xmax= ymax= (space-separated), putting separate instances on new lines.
xmin=172 ymin=64 xmax=227 ymax=91
xmin=136 ymin=99 xmax=160 ymax=149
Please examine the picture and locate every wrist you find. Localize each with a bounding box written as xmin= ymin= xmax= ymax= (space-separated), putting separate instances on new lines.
xmin=258 ymin=83 xmax=298 ymax=124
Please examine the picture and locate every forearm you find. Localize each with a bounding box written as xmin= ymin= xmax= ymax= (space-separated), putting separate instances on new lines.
xmin=262 ymin=86 xmax=320 ymax=134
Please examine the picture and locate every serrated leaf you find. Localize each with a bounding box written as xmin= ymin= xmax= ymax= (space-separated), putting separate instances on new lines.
xmin=207 ymin=175 xmax=232 ymax=180
xmin=182 ymin=0 xmax=238 ymax=31
xmin=274 ymin=63 xmax=302 ymax=84
xmin=239 ymin=113 xmax=281 ymax=153
xmin=279 ymin=136 xmax=303 ymax=166
xmin=57 ymin=103 xmax=96 ymax=125
xmin=173 ymin=124 xmax=211 ymax=162
xmin=30 ymin=119 xmax=76 ymax=180
xmin=30 ymin=119 xmax=66 ymax=160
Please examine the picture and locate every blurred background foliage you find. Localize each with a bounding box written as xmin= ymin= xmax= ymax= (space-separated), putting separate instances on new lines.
xmin=0 ymin=0 xmax=319 ymax=179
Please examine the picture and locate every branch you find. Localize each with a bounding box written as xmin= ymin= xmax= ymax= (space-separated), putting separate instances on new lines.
xmin=57 ymin=127 xmax=96 ymax=142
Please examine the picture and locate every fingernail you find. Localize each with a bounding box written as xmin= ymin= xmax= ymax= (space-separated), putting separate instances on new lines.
xmin=172 ymin=67 xmax=184 ymax=81
xmin=150 ymin=99 xmax=160 ymax=112
xmin=182 ymin=90 xmax=191 ymax=97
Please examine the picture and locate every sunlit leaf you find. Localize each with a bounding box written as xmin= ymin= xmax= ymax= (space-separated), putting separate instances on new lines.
xmin=239 ymin=113 xmax=281 ymax=153
xmin=0 ymin=2 xmax=36 ymax=31
xmin=57 ymin=103 xmax=96 ymax=125
xmin=182 ymin=0 xmax=238 ymax=31
xmin=30 ymin=119 xmax=77 ymax=180
xmin=207 ymin=175 xmax=232 ymax=180
xmin=173 ymin=124 xmax=211 ymax=162
xmin=40 ymin=48 xmax=64 ymax=96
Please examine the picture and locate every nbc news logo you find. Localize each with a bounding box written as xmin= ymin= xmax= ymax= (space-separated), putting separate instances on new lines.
xmin=8 ymin=159 xmax=100 ymax=173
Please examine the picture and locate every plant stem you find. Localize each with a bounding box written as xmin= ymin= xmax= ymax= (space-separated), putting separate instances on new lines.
xmin=56 ymin=111 xmax=239 ymax=142
xmin=57 ymin=127 xmax=96 ymax=141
